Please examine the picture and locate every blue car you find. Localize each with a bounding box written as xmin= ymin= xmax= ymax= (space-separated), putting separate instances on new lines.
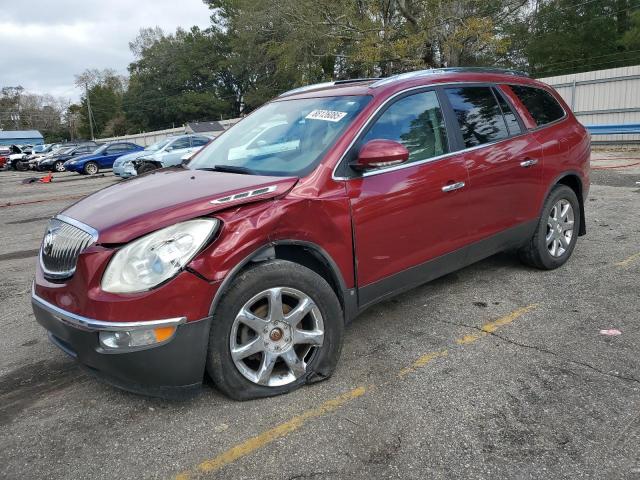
xmin=63 ymin=142 xmax=143 ymax=175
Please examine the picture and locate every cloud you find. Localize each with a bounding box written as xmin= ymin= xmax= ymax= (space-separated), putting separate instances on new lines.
xmin=0 ymin=0 xmax=212 ymax=100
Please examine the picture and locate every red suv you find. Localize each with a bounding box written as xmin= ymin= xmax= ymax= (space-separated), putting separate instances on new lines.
xmin=32 ymin=68 xmax=589 ymax=399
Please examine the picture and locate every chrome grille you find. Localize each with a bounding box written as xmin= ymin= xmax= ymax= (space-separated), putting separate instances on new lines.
xmin=40 ymin=216 xmax=98 ymax=280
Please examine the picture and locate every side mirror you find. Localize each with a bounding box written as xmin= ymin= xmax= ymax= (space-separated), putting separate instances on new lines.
xmin=353 ymin=139 xmax=409 ymax=170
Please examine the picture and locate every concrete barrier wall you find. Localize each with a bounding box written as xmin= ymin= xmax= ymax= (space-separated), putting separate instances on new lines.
xmin=98 ymin=118 xmax=241 ymax=146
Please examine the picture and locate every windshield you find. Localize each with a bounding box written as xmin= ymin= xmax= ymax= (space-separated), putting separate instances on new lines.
xmin=189 ymin=95 xmax=371 ymax=176
xmin=145 ymin=138 xmax=171 ymax=152
xmin=93 ymin=144 xmax=108 ymax=154
xmin=58 ymin=147 xmax=74 ymax=155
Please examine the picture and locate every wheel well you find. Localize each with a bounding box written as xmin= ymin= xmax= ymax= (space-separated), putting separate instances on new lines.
xmin=271 ymin=244 xmax=344 ymax=308
xmin=556 ymin=174 xmax=586 ymax=235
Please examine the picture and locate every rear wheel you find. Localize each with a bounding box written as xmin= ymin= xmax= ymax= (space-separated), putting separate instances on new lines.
xmin=83 ymin=161 xmax=98 ymax=175
xmin=206 ymin=260 xmax=344 ymax=400
xmin=519 ymin=184 xmax=580 ymax=270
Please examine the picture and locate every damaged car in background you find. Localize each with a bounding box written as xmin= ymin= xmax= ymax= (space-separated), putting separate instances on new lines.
xmin=129 ymin=134 xmax=211 ymax=176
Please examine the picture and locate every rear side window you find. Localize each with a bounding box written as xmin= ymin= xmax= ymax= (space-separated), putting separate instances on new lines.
xmin=493 ymin=88 xmax=522 ymax=136
xmin=509 ymin=85 xmax=565 ymax=126
xmin=445 ymin=86 xmax=509 ymax=148
xmin=361 ymin=90 xmax=449 ymax=163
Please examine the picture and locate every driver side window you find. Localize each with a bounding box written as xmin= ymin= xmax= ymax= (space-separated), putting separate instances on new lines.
xmin=361 ymin=90 xmax=449 ymax=164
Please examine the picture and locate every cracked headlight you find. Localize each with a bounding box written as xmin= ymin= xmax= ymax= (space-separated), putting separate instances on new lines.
xmin=101 ymin=218 xmax=219 ymax=293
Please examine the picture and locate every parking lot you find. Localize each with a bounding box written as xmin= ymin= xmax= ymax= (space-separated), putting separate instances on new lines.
xmin=1 ymin=150 xmax=639 ymax=479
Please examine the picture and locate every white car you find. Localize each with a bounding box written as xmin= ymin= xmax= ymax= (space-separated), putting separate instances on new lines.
xmin=115 ymin=135 xmax=211 ymax=177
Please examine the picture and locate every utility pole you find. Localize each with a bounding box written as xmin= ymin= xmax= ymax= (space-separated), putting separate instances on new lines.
xmin=85 ymin=84 xmax=95 ymax=140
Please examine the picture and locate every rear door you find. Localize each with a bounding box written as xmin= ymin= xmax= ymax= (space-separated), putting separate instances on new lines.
xmin=443 ymin=85 xmax=544 ymax=244
xmin=343 ymin=89 xmax=472 ymax=304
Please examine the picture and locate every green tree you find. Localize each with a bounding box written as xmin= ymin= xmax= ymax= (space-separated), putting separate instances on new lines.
xmin=75 ymin=69 xmax=127 ymax=138
xmin=124 ymin=26 xmax=234 ymax=131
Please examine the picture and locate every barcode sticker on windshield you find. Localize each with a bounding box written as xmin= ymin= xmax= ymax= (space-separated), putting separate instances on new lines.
xmin=305 ymin=110 xmax=348 ymax=122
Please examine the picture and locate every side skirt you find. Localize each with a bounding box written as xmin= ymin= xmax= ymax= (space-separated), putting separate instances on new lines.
xmin=356 ymin=220 xmax=537 ymax=312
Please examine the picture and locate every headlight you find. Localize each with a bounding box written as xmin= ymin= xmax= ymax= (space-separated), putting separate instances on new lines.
xmin=101 ymin=218 xmax=219 ymax=293
xmin=99 ymin=326 xmax=177 ymax=351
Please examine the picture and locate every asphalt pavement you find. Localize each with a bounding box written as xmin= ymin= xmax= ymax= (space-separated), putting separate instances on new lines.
xmin=0 ymin=152 xmax=639 ymax=480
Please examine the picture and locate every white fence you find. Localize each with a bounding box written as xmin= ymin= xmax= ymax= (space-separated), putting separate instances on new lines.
xmin=538 ymin=65 xmax=640 ymax=144
xmin=98 ymin=118 xmax=241 ymax=146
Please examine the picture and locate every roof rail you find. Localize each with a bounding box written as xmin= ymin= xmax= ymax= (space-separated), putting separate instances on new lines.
xmin=369 ymin=67 xmax=529 ymax=88
xmin=278 ymin=78 xmax=380 ymax=98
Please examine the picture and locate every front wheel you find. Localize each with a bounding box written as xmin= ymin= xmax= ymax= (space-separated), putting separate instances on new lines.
xmin=206 ymin=260 xmax=344 ymax=400
xmin=519 ymin=184 xmax=581 ymax=270
xmin=53 ymin=160 xmax=65 ymax=172
xmin=83 ymin=161 xmax=98 ymax=175
xmin=15 ymin=161 xmax=29 ymax=171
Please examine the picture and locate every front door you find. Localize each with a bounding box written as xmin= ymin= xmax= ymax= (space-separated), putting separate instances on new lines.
xmin=344 ymin=90 xmax=471 ymax=306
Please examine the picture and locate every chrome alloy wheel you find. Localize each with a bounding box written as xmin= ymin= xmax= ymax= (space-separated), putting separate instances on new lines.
xmin=85 ymin=162 xmax=98 ymax=175
xmin=546 ymin=199 xmax=574 ymax=257
xmin=54 ymin=161 xmax=65 ymax=172
xmin=230 ymin=287 xmax=325 ymax=387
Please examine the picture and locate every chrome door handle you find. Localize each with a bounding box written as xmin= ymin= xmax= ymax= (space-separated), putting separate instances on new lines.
xmin=442 ymin=181 xmax=465 ymax=192
xmin=520 ymin=159 xmax=538 ymax=168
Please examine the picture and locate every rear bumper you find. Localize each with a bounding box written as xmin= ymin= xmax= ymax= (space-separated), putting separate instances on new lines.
xmin=32 ymin=291 xmax=211 ymax=399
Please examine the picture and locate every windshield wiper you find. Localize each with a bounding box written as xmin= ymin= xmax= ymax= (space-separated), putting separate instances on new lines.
xmin=198 ymin=165 xmax=255 ymax=175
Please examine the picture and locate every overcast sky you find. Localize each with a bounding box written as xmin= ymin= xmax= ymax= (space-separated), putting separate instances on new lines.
xmin=0 ymin=0 xmax=212 ymax=101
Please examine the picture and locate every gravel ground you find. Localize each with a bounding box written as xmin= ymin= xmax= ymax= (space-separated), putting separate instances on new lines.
xmin=0 ymin=153 xmax=639 ymax=480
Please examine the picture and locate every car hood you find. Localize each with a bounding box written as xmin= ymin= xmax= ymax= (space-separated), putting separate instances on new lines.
xmin=114 ymin=150 xmax=149 ymax=165
xmin=62 ymin=167 xmax=298 ymax=243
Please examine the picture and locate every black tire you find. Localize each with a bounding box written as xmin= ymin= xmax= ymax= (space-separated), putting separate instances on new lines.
xmin=519 ymin=184 xmax=581 ymax=270
xmin=206 ymin=260 xmax=344 ymax=401
xmin=53 ymin=160 xmax=65 ymax=172
xmin=136 ymin=162 xmax=158 ymax=174
xmin=83 ymin=161 xmax=98 ymax=175
xmin=15 ymin=160 xmax=29 ymax=171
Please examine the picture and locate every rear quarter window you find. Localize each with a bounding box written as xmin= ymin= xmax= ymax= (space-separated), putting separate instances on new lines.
xmin=510 ymin=85 xmax=565 ymax=127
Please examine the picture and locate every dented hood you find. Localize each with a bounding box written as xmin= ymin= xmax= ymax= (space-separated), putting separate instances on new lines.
xmin=62 ymin=168 xmax=297 ymax=244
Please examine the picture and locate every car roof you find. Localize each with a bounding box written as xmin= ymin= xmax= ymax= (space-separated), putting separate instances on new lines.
xmin=277 ymin=67 xmax=550 ymax=101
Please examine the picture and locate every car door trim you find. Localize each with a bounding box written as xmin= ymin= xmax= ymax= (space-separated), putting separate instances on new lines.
xmin=357 ymin=219 xmax=537 ymax=310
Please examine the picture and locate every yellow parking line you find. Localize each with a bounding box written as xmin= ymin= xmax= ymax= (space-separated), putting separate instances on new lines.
xmin=398 ymin=350 xmax=448 ymax=377
xmin=175 ymin=386 xmax=367 ymax=479
xmin=174 ymin=304 xmax=537 ymax=479
xmin=615 ymin=252 xmax=640 ymax=267
xmin=456 ymin=304 xmax=538 ymax=345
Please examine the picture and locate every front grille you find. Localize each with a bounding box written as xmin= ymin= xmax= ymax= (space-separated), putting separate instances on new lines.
xmin=40 ymin=217 xmax=97 ymax=280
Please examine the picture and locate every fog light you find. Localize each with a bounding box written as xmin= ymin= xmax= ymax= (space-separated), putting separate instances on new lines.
xmin=99 ymin=326 xmax=177 ymax=351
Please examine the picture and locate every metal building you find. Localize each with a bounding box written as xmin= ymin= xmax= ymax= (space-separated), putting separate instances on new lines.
xmin=539 ymin=65 xmax=640 ymax=144
xmin=0 ymin=129 xmax=44 ymax=146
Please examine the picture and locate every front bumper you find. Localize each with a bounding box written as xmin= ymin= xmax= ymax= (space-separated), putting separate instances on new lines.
xmin=113 ymin=163 xmax=136 ymax=177
xmin=32 ymin=291 xmax=211 ymax=399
